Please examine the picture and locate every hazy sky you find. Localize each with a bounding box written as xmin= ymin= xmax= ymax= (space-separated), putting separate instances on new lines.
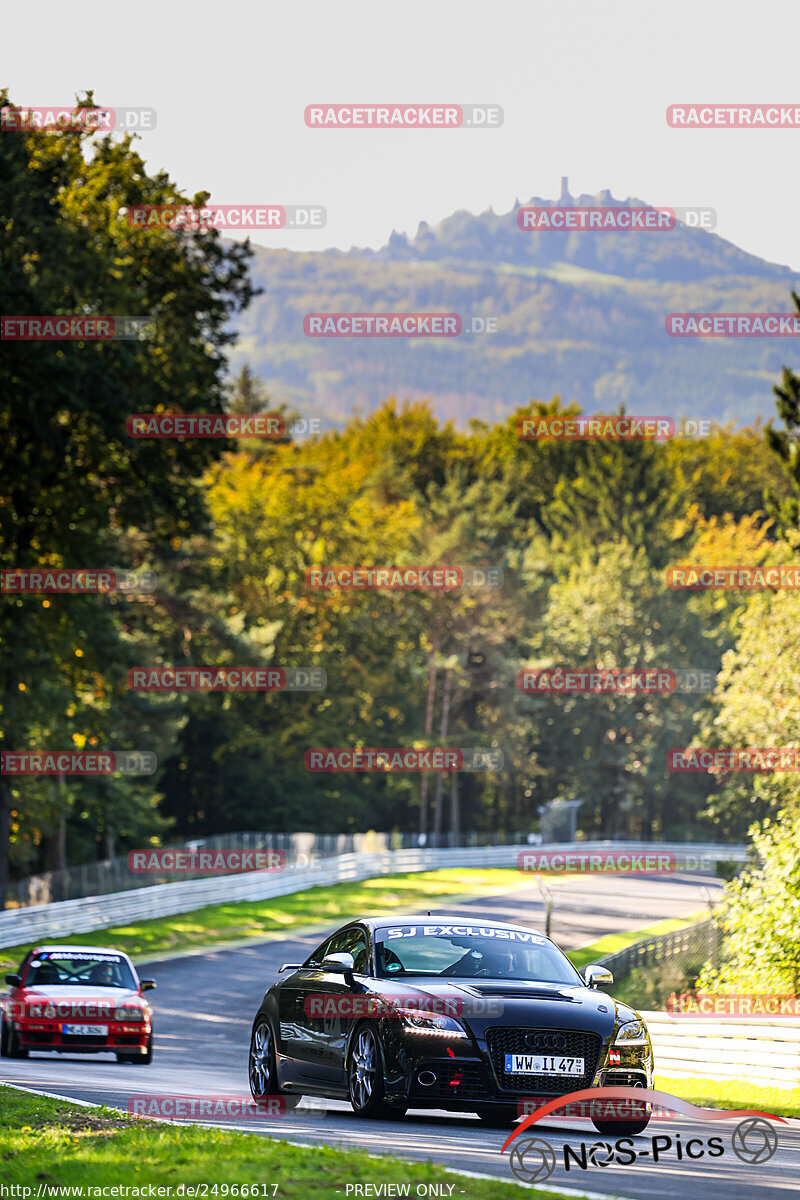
xmin=5 ymin=0 xmax=800 ymax=269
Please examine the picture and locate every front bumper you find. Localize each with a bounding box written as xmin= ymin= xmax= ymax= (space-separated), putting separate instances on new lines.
xmin=13 ymin=1020 xmax=151 ymax=1054
xmin=381 ymin=1022 xmax=653 ymax=1111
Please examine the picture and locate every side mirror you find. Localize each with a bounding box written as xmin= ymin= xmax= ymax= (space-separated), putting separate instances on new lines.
xmin=5 ymin=974 xmax=21 ymax=988
xmin=140 ymin=980 xmax=156 ymax=992
xmin=321 ymin=952 xmax=355 ymax=981
xmin=583 ymin=964 xmax=613 ymax=991
xmin=278 ymin=963 xmax=302 ymax=974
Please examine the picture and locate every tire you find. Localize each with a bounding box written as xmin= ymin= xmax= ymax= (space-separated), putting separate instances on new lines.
xmin=0 ymin=1018 xmax=9 ymax=1057
xmin=476 ymin=1105 xmax=519 ymax=1128
xmin=347 ymin=1023 xmax=406 ymax=1119
xmin=8 ymin=1024 xmax=29 ymax=1059
xmin=117 ymin=1032 xmax=153 ymax=1064
xmin=591 ymin=1098 xmax=650 ymax=1137
xmin=248 ymin=1018 xmax=301 ymax=1110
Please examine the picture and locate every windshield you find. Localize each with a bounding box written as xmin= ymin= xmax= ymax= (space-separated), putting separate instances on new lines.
xmin=375 ymin=924 xmax=583 ymax=984
xmin=23 ymin=953 xmax=137 ymax=990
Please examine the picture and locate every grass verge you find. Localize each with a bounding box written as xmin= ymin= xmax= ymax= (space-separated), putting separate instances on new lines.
xmin=0 ymin=1085 xmax=572 ymax=1197
xmin=656 ymin=1075 xmax=800 ymax=1120
xmin=565 ymin=912 xmax=706 ymax=973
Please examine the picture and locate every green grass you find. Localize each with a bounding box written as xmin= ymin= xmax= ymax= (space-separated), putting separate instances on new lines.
xmin=0 ymin=1085 xmax=572 ymax=1197
xmin=0 ymin=867 xmax=529 ymax=971
xmin=565 ymin=911 xmax=706 ymax=972
xmin=656 ymin=1075 xmax=800 ymax=1120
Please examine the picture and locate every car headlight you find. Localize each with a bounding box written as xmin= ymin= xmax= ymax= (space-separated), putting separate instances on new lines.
xmin=114 ymin=1005 xmax=145 ymax=1021
xmin=396 ymin=1008 xmax=467 ymax=1037
xmin=615 ymin=1019 xmax=648 ymax=1045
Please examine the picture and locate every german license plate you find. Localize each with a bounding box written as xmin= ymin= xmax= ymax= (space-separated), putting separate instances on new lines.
xmin=504 ymin=1053 xmax=584 ymax=1075
xmin=62 ymin=1024 xmax=108 ymax=1036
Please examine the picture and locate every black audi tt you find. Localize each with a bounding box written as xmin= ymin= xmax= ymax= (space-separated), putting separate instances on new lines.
xmin=247 ymin=915 xmax=654 ymax=1133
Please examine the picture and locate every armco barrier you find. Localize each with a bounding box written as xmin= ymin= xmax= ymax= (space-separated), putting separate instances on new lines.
xmin=0 ymin=841 xmax=744 ymax=950
xmin=643 ymin=1010 xmax=800 ymax=1089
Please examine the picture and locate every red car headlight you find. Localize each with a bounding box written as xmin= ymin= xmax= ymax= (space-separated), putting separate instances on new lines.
xmin=114 ymin=1005 xmax=146 ymax=1022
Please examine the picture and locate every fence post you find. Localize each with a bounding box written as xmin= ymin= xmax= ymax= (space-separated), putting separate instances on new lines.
xmin=534 ymin=875 xmax=553 ymax=937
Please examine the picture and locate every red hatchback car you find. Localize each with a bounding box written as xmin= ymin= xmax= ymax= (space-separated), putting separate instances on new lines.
xmin=1 ymin=945 xmax=155 ymax=1062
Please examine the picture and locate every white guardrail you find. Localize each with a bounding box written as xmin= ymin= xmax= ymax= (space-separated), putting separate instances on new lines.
xmin=0 ymin=840 xmax=745 ymax=949
xmin=643 ymin=1010 xmax=800 ymax=1089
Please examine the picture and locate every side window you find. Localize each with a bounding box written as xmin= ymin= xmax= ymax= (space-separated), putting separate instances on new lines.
xmin=334 ymin=926 xmax=368 ymax=974
xmin=304 ymin=935 xmax=335 ymax=968
xmin=304 ymin=926 xmax=369 ymax=972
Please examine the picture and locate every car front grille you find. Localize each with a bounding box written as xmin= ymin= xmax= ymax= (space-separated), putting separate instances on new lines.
xmin=61 ymin=1033 xmax=108 ymax=1046
xmin=485 ymin=1027 xmax=602 ymax=1093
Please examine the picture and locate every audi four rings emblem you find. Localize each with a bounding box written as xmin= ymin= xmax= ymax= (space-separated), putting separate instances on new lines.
xmin=525 ymin=1032 xmax=566 ymax=1050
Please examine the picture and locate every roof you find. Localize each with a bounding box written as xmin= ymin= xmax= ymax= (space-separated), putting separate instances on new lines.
xmin=33 ymin=945 xmax=131 ymax=957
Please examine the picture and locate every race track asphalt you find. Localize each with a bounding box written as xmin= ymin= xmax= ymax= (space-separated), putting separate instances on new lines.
xmin=2 ymin=873 xmax=797 ymax=1198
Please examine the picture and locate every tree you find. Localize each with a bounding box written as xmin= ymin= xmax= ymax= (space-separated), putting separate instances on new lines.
xmin=695 ymin=539 xmax=800 ymax=835
xmin=0 ymin=91 xmax=257 ymax=901
xmin=520 ymin=539 xmax=715 ymax=838
xmin=696 ymin=808 xmax=800 ymax=993
xmin=765 ymin=291 xmax=800 ymax=537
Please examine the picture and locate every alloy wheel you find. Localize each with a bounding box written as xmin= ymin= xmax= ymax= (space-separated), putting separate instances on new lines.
xmin=250 ymin=1021 xmax=273 ymax=1098
xmin=350 ymin=1026 xmax=376 ymax=1109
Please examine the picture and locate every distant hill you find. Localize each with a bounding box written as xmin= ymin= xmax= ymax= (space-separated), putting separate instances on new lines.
xmin=230 ymin=182 xmax=800 ymax=428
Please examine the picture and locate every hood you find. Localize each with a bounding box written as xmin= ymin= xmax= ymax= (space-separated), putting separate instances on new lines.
xmin=361 ymin=976 xmax=627 ymax=1037
xmin=13 ymin=986 xmax=143 ymax=1020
